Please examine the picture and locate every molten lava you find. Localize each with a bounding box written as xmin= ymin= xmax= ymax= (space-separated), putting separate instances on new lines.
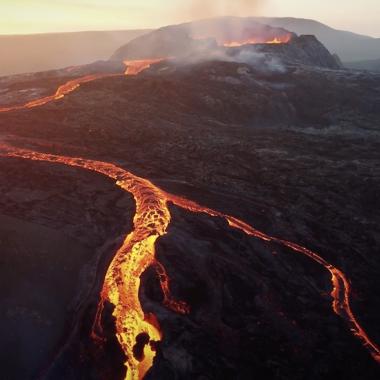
xmin=124 ymin=59 xmax=166 ymax=76
xmin=0 ymin=59 xmax=167 ymax=113
xmin=0 ymin=74 xmax=119 ymax=113
xmin=222 ymin=34 xmax=292 ymax=47
xmin=0 ymin=143 xmax=189 ymax=380
xmin=1 ymin=142 xmax=379 ymax=378
xmin=0 ymin=55 xmax=379 ymax=377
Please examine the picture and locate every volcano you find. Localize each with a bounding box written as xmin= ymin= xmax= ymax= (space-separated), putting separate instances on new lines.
xmin=111 ymin=18 xmax=341 ymax=70
xmin=111 ymin=18 xmax=295 ymax=60
xmin=0 ymin=15 xmax=379 ymax=380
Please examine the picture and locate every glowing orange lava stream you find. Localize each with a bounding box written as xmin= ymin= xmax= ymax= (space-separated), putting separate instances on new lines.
xmin=0 ymin=143 xmax=379 ymax=379
xmin=0 ymin=58 xmax=166 ymax=113
xmin=0 ymin=74 xmax=120 ymax=113
xmin=0 ymin=143 xmax=188 ymax=380
xmin=192 ymin=33 xmax=293 ymax=48
xmin=0 ymin=57 xmax=379 ymax=377
xmin=124 ymin=59 xmax=166 ymax=76
xmin=222 ymin=35 xmax=292 ymax=47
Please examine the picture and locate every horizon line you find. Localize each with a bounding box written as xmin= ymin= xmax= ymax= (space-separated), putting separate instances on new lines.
xmin=0 ymin=16 xmax=379 ymax=39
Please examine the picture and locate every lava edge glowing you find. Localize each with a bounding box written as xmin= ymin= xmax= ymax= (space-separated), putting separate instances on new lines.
xmin=1 ymin=144 xmax=379 ymax=380
xmin=0 ymin=55 xmax=379 ymax=380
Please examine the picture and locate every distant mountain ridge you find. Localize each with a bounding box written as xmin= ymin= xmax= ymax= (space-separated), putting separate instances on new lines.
xmin=111 ymin=18 xmax=295 ymax=61
xmin=112 ymin=16 xmax=380 ymax=67
xmin=345 ymin=58 xmax=380 ymax=72
xmin=252 ymin=17 xmax=380 ymax=62
xmin=1 ymin=16 xmax=379 ymax=77
xmin=111 ymin=18 xmax=342 ymax=70
xmin=0 ymin=29 xmax=150 ymax=77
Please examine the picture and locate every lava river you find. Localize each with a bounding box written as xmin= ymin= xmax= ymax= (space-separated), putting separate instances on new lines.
xmin=222 ymin=34 xmax=292 ymax=47
xmin=0 ymin=143 xmax=379 ymax=380
xmin=0 ymin=58 xmax=165 ymax=113
xmin=0 ymin=74 xmax=120 ymax=113
xmin=0 ymin=60 xmax=379 ymax=379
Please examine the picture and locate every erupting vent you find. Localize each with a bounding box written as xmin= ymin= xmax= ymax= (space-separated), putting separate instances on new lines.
xmin=222 ymin=34 xmax=293 ymax=47
xmin=191 ymin=24 xmax=294 ymax=48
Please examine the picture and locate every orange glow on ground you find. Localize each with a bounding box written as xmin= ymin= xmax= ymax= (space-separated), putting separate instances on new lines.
xmin=0 ymin=59 xmax=167 ymax=114
xmin=124 ymin=59 xmax=166 ymax=76
xmin=222 ymin=34 xmax=292 ymax=47
xmin=165 ymin=193 xmax=380 ymax=365
xmin=0 ymin=144 xmax=189 ymax=380
xmin=0 ymin=74 xmax=120 ymax=113
xmin=0 ymin=54 xmax=379 ymax=375
xmin=1 ymin=143 xmax=379 ymax=374
xmin=155 ymin=261 xmax=190 ymax=315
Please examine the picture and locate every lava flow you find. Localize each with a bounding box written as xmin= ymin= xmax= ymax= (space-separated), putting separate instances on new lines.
xmin=0 ymin=143 xmax=189 ymax=380
xmin=163 ymin=195 xmax=380 ymax=365
xmin=0 ymin=74 xmax=119 ymax=113
xmin=1 ymin=142 xmax=379 ymax=380
xmin=222 ymin=34 xmax=292 ymax=47
xmin=0 ymin=59 xmax=166 ymax=114
xmin=0 ymin=54 xmax=379 ymax=377
xmin=124 ymin=59 xmax=166 ymax=76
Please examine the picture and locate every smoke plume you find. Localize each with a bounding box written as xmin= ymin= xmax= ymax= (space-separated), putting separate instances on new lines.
xmin=185 ymin=0 xmax=265 ymax=19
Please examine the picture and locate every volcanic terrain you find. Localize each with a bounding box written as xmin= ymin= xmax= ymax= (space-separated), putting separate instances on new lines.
xmin=0 ymin=17 xmax=379 ymax=380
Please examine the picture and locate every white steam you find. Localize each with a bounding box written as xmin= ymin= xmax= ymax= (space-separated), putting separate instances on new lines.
xmin=173 ymin=42 xmax=286 ymax=74
xmin=229 ymin=49 xmax=286 ymax=73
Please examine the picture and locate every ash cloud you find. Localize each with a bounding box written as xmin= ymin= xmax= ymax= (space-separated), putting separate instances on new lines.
xmin=171 ymin=1 xmax=283 ymax=73
xmin=182 ymin=0 xmax=265 ymax=20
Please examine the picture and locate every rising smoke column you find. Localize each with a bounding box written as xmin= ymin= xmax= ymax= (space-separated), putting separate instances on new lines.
xmin=185 ymin=0 xmax=265 ymax=19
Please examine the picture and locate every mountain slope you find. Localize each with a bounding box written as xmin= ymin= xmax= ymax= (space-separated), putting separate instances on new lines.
xmin=0 ymin=59 xmax=380 ymax=378
xmin=112 ymin=16 xmax=380 ymax=64
xmin=112 ymin=19 xmax=341 ymax=70
xmin=0 ymin=29 xmax=149 ymax=77
xmin=254 ymin=17 xmax=380 ymax=62
xmin=111 ymin=18 xmax=294 ymax=61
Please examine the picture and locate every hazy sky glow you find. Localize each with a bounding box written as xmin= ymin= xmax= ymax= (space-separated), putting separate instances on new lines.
xmin=0 ymin=0 xmax=379 ymax=37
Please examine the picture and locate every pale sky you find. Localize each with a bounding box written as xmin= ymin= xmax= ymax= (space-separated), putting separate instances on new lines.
xmin=0 ymin=0 xmax=379 ymax=37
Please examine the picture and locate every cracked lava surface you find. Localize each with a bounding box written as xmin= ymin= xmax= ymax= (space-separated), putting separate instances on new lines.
xmin=0 ymin=62 xmax=379 ymax=379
